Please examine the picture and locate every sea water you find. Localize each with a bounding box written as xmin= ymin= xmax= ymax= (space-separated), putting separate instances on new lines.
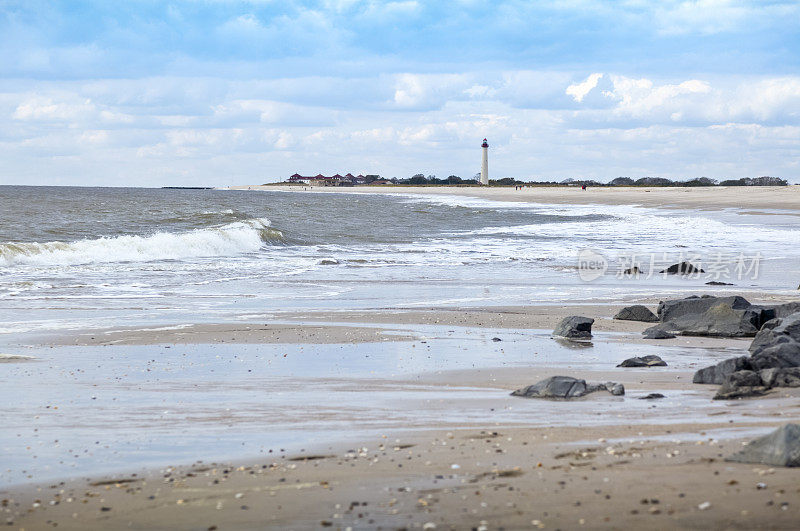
xmin=1 ymin=186 xmax=799 ymax=342
xmin=2 ymin=186 xmax=800 ymax=485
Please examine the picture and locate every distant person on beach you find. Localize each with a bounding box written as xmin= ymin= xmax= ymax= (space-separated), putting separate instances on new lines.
xmin=581 ymin=185 xmax=587 ymax=190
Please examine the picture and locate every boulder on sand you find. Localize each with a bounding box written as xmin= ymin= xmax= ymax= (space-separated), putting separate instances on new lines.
xmin=510 ymin=376 xmax=624 ymax=399
xmin=613 ymin=305 xmax=658 ymax=322
xmin=714 ymin=370 xmax=769 ymax=399
xmin=666 ymin=303 xmax=762 ymax=338
xmin=658 ymin=261 xmax=705 ymax=275
xmin=653 ymin=295 xmax=763 ymax=338
xmin=726 ymin=424 xmax=800 ymax=467
xmin=617 ymin=355 xmax=667 ymax=368
xmin=693 ymin=356 xmax=752 ymax=385
xmin=642 ymin=327 xmax=676 ymax=339
xmin=657 ymin=295 xmax=751 ymax=323
xmin=713 ymin=367 xmax=800 ymax=400
xmin=553 ymin=316 xmax=594 ymax=339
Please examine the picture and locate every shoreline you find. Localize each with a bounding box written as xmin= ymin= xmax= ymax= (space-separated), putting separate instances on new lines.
xmin=5 ymin=295 xmax=800 ymax=528
xmin=229 ymin=184 xmax=800 ymax=213
xmin=5 ymin=400 xmax=800 ymax=529
xmin=14 ymin=301 xmax=769 ymax=348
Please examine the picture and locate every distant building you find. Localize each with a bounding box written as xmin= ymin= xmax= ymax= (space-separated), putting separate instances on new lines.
xmin=286 ymin=173 xmax=370 ymax=186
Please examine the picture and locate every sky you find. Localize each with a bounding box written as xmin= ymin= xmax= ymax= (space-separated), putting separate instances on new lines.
xmin=1 ymin=0 xmax=799 ymax=187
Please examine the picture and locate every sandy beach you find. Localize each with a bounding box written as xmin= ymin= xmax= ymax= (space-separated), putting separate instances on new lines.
xmin=231 ymin=184 xmax=800 ymax=213
xmin=3 ymin=186 xmax=800 ymax=530
xmin=4 ymin=350 xmax=800 ymax=530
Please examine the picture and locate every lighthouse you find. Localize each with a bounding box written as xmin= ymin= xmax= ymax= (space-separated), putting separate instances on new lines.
xmin=480 ymin=138 xmax=489 ymax=185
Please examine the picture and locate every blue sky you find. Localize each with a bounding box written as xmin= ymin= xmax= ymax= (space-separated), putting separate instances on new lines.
xmin=1 ymin=0 xmax=799 ymax=186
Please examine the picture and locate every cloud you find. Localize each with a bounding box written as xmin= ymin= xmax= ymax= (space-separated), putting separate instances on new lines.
xmin=1 ymin=2 xmax=799 ymax=185
xmin=566 ymin=73 xmax=603 ymax=102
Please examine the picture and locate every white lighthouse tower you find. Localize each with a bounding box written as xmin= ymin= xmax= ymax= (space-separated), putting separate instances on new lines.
xmin=480 ymin=138 xmax=489 ymax=185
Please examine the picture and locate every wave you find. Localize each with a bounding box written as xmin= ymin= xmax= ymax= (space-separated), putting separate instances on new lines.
xmin=0 ymin=218 xmax=283 ymax=266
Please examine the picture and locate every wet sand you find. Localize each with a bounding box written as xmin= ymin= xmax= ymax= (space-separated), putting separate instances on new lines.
xmin=232 ymin=184 xmax=800 ymax=213
xmin=4 ymin=296 xmax=800 ymax=529
xmin=39 ymin=299 xmax=793 ymax=350
xmin=5 ymin=382 xmax=800 ymax=530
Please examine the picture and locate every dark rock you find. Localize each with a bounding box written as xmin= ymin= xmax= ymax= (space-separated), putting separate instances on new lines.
xmin=753 ymin=302 xmax=800 ymax=323
xmin=638 ymin=393 xmax=665 ymax=400
xmin=714 ymin=370 xmax=769 ymax=399
xmin=658 ymin=262 xmax=705 ymax=275
xmin=749 ymin=313 xmax=800 ymax=355
xmin=750 ymin=342 xmax=800 ymax=371
xmin=664 ymin=303 xmax=761 ymax=338
xmin=510 ymin=376 xmax=624 ymax=399
xmin=706 ymin=281 xmax=734 ymax=286
xmin=657 ymin=295 xmax=751 ymax=322
xmin=726 ymin=424 xmax=800 ymax=467
xmin=693 ymin=356 xmax=752 ymax=384
xmin=613 ymin=305 xmax=658 ymax=322
xmin=713 ymin=367 xmax=800 ymax=399
xmin=622 ymin=266 xmax=642 ymax=275
xmin=642 ymin=327 xmax=676 ymax=339
xmin=617 ymin=355 xmax=667 ymax=368
xmin=759 ymin=367 xmax=800 ymax=388
xmin=491 ymin=337 xmax=502 ymax=342
xmin=553 ymin=316 xmax=594 ymax=339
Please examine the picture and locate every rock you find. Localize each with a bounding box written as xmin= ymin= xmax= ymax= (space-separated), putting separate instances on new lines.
xmin=491 ymin=337 xmax=502 ymax=342
xmin=714 ymin=370 xmax=769 ymax=399
xmin=613 ymin=305 xmax=658 ymax=323
xmin=706 ymin=281 xmax=734 ymax=286
xmin=693 ymin=356 xmax=752 ymax=384
xmin=759 ymin=367 xmax=800 ymax=388
xmin=726 ymin=424 xmax=800 ymax=467
xmin=749 ymin=313 xmax=800 ymax=356
xmin=319 ymin=259 xmax=339 ymax=265
xmin=638 ymin=393 xmax=665 ymax=400
xmin=642 ymin=327 xmax=676 ymax=339
xmin=553 ymin=316 xmax=594 ymax=339
xmin=664 ymin=303 xmax=762 ymax=338
xmin=622 ymin=266 xmax=642 ymax=275
xmin=658 ymin=261 xmax=705 ymax=275
xmin=510 ymin=376 xmax=624 ymax=399
xmin=750 ymin=342 xmax=800 ymax=371
xmin=712 ymin=367 xmax=800 ymax=399
xmin=697 ymin=310 xmax=800 ymax=397
xmin=753 ymin=302 xmax=800 ymax=323
xmin=607 ymin=382 xmax=626 ymax=396
xmin=657 ymin=295 xmax=751 ymax=322
xmin=617 ymin=355 xmax=667 ymax=368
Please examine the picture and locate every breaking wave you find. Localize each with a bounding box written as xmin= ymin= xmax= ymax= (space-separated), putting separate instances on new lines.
xmin=0 ymin=218 xmax=283 ymax=266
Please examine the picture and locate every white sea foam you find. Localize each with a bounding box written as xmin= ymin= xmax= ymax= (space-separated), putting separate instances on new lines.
xmin=0 ymin=218 xmax=281 ymax=267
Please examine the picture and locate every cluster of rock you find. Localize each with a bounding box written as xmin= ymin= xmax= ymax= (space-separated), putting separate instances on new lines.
xmin=510 ymin=376 xmax=624 ymax=399
xmin=530 ymin=301 xmax=800 ymax=466
xmin=539 ymin=296 xmax=800 ymax=400
xmin=693 ymin=310 xmax=800 ymax=398
xmin=644 ymin=295 xmax=800 ymax=339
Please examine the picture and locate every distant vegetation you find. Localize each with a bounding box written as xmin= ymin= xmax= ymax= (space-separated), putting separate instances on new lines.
xmin=382 ymin=174 xmax=789 ymax=187
xmin=273 ymin=173 xmax=789 ymax=187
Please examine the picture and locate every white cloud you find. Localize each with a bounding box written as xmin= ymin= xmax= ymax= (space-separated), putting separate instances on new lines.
xmin=566 ymin=73 xmax=603 ymax=102
xmin=2 ymin=70 xmax=799 ymax=186
xmin=602 ymin=75 xmax=712 ymax=118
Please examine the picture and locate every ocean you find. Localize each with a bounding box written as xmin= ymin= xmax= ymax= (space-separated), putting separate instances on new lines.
xmin=1 ymin=185 xmax=799 ymax=343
